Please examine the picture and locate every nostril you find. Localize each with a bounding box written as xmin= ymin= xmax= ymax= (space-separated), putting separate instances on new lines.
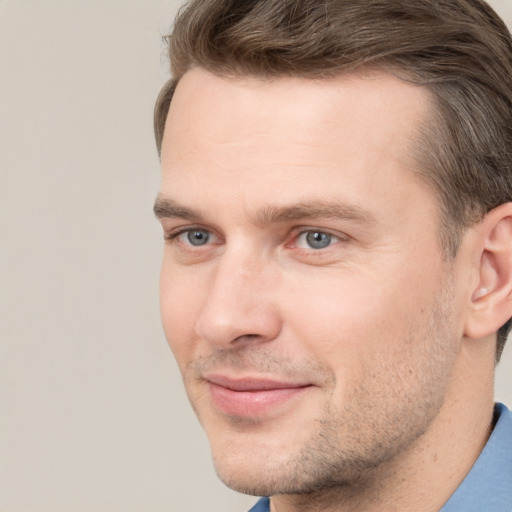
xmin=233 ymin=333 xmax=264 ymax=343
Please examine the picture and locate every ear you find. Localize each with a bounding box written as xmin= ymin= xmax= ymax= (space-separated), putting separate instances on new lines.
xmin=464 ymin=203 xmax=512 ymax=339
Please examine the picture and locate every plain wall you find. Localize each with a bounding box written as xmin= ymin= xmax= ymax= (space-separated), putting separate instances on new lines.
xmin=1 ymin=1 xmax=511 ymax=511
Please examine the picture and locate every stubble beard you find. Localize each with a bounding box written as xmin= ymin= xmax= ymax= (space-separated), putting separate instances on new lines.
xmin=206 ymin=281 xmax=459 ymax=501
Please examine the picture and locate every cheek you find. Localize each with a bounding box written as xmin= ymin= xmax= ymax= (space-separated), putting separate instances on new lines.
xmin=281 ymin=263 xmax=442 ymax=371
xmin=159 ymin=264 xmax=204 ymax=366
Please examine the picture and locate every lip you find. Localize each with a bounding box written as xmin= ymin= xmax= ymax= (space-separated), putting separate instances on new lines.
xmin=205 ymin=374 xmax=312 ymax=417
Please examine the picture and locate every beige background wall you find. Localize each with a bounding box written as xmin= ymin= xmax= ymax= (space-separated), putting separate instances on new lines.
xmin=1 ymin=1 xmax=511 ymax=511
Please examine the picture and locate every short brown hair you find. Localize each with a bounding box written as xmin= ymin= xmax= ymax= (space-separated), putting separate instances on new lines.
xmin=154 ymin=0 xmax=512 ymax=361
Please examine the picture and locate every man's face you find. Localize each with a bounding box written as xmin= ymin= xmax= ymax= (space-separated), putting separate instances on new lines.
xmin=157 ymin=68 xmax=468 ymax=495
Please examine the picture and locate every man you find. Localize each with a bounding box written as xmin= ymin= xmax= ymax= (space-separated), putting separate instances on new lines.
xmin=153 ymin=0 xmax=512 ymax=510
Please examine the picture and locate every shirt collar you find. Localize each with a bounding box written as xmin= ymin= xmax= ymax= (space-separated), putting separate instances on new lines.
xmin=440 ymin=402 xmax=512 ymax=512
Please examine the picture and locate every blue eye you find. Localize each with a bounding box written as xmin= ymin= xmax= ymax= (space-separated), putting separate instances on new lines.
xmin=184 ymin=229 xmax=210 ymax=246
xmin=297 ymin=230 xmax=337 ymax=249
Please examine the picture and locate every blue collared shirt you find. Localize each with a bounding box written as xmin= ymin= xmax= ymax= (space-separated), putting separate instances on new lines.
xmin=248 ymin=403 xmax=512 ymax=512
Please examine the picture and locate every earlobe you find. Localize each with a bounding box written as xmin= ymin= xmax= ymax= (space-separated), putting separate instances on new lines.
xmin=464 ymin=203 xmax=512 ymax=340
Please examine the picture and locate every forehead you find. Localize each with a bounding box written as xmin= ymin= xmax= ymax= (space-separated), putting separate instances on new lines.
xmin=165 ymin=67 xmax=430 ymax=139
xmin=160 ymin=67 xmax=435 ymax=219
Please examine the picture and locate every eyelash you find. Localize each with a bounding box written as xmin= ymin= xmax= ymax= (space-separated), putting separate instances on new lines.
xmin=164 ymin=226 xmax=216 ymax=243
xmin=293 ymin=230 xmax=341 ymax=250
xmin=165 ymin=225 xmax=345 ymax=252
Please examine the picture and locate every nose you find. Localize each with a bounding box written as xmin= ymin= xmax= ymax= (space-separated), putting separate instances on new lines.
xmin=194 ymin=251 xmax=282 ymax=349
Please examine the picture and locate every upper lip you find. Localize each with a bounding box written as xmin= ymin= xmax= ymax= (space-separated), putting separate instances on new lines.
xmin=205 ymin=374 xmax=311 ymax=391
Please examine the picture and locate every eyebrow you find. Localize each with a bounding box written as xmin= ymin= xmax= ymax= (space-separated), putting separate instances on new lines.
xmin=154 ymin=196 xmax=377 ymax=226
xmin=255 ymin=201 xmax=377 ymax=226
xmin=153 ymin=197 xmax=204 ymax=221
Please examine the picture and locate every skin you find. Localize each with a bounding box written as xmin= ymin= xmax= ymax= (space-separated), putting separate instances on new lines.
xmin=156 ymin=68 xmax=504 ymax=511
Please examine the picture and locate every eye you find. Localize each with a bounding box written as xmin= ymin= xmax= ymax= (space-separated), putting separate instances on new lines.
xmin=296 ymin=230 xmax=339 ymax=250
xmin=179 ymin=229 xmax=212 ymax=246
xmin=163 ymin=225 xmax=221 ymax=262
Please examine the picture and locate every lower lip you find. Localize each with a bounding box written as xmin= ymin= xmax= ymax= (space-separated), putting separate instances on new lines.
xmin=208 ymin=383 xmax=310 ymax=417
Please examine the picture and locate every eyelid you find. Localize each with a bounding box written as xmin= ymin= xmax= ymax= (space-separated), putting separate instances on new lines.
xmin=164 ymin=224 xmax=220 ymax=244
xmin=296 ymin=230 xmax=339 ymax=249
xmin=162 ymin=223 xmax=348 ymax=252
xmin=290 ymin=227 xmax=347 ymax=246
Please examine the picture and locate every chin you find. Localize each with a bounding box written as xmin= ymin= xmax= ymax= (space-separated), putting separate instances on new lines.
xmin=207 ymin=426 xmax=349 ymax=497
xmin=211 ymin=447 xmax=357 ymax=498
xmin=212 ymin=450 xmax=293 ymax=497
xmin=207 ymin=424 xmax=304 ymax=496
